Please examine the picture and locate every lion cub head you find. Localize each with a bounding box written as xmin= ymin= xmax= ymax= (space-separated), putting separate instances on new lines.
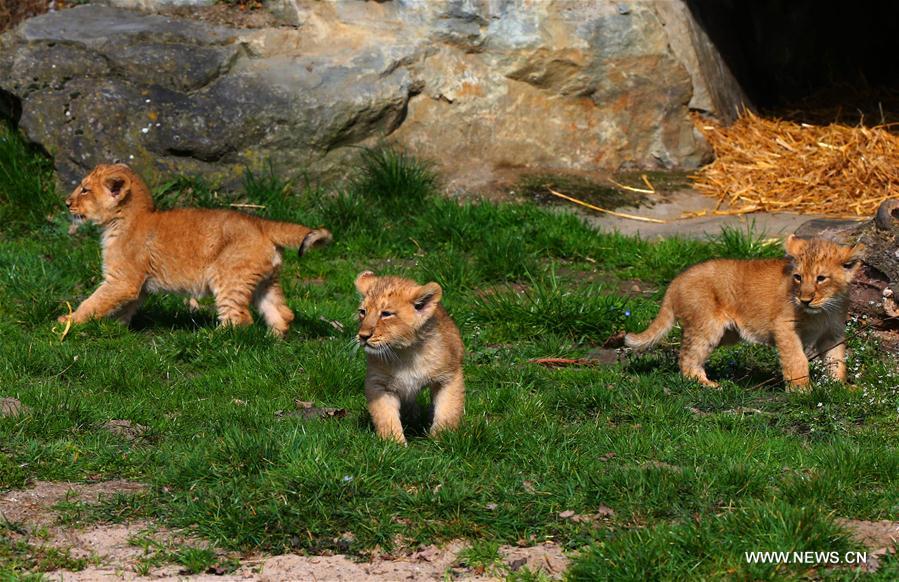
xmin=785 ymin=235 xmax=864 ymax=313
xmin=354 ymin=271 xmax=443 ymax=355
xmin=65 ymin=164 xmax=153 ymax=225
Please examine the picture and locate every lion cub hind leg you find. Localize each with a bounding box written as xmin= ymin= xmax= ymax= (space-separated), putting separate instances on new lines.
xmin=430 ymin=372 xmax=465 ymax=435
xmin=678 ymin=313 xmax=729 ymax=388
xmin=366 ymin=384 xmax=406 ymax=445
xmin=253 ymin=279 xmax=295 ymax=337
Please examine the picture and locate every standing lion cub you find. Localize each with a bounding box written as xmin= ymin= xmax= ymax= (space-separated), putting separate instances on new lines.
xmin=59 ymin=163 xmax=331 ymax=336
xmin=354 ymin=271 xmax=465 ymax=444
xmin=625 ymin=235 xmax=864 ymax=390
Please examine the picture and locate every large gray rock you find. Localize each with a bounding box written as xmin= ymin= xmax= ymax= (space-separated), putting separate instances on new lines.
xmin=0 ymin=2 xmax=723 ymax=190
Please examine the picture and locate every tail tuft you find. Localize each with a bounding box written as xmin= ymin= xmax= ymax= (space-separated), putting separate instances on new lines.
xmin=298 ymin=228 xmax=332 ymax=257
xmin=264 ymin=219 xmax=332 ymax=254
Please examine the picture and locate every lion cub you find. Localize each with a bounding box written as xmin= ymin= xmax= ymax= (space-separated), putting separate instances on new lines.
xmin=354 ymin=271 xmax=465 ymax=444
xmin=60 ymin=164 xmax=331 ymax=336
xmin=625 ymin=236 xmax=864 ymax=390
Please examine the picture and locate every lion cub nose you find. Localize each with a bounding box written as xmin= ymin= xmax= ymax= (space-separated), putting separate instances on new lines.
xmin=358 ymin=331 xmax=372 ymax=343
xmin=65 ymin=198 xmax=73 ymax=207
xmin=800 ymin=298 xmax=813 ymax=306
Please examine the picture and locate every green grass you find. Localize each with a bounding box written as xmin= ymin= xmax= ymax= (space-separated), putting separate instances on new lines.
xmin=0 ymin=134 xmax=897 ymax=579
xmin=0 ymin=123 xmax=59 ymax=234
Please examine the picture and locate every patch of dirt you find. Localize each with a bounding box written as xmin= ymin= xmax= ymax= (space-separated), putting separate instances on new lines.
xmin=519 ymin=172 xmax=650 ymax=210
xmin=275 ymin=400 xmax=348 ymax=421
xmin=838 ymin=519 xmax=899 ymax=552
xmin=500 ymin=543 xmax=569 ymax=576
xmin=1 ymin=481 xmax=570 ymax=580
xmin=836 ymin=519 xmax=899 ymax=573
xmin=0 ymin=479 xmax=147 ymax=526
xmin=1 ymin=397 xmax=29 ymax=417
xmin=102 ymin=419 xmax=149 ymax=441
xmin=476 ymin=166 xmax=689 ymax=206
xmin=553 ymin=267 xmax=657 ymax=298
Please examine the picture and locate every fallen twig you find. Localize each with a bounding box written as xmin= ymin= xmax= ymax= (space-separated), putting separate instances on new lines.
xmin=528 ymin=357 xmax=597 ymax=368
xmin=546 ymin=188 xmax=667 ymax=224
xmin=52 ymin=302 xmax=73 ymax=342
xmin=608 ymin=178 xmax=655 ymax=194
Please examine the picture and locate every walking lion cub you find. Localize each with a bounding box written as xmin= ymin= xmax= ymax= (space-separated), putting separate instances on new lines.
xmin=59 ymin=163 xmax=331 ymax=336
xmin=354 ymin=271 xmax=465 ymax=444
xmin=625 ymin=235 xmax=864 ymax=390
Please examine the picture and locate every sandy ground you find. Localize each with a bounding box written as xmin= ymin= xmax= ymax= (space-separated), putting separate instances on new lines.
xmin=0 ymin=480 xmax=569 ymax=581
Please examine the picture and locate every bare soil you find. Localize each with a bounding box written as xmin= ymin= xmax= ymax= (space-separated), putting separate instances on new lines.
xmin=1 ymin=480 xmax=569 ymax=580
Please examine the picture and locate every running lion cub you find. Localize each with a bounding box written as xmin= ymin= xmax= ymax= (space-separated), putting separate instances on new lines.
xmin=625 ymin=236 xmax=864 ymax=390
xmin=354 ymin=271 xmax=465 ymax=444
xmin=59 ymin=163 xmax=331 ymax=336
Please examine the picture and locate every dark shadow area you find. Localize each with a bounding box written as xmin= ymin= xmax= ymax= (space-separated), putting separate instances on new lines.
xmin=0 ymin=88 xmax=21 ymax=126
xmin=129 ymin=307 xmax=218 ymax=333
xmin=624 ymin=346 xmax=784 ymax=390
xmin=686 ymin=0 xmax=899 ymax=124
xmin=130 ymin=307 xmax=340 ymax=339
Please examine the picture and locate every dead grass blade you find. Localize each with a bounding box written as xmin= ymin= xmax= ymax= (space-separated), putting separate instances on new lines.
xmin=546 ymin=188 xmax=667 ymax=224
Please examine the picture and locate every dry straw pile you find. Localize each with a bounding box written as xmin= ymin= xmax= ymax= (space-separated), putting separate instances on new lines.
xmin=691 ymin=110 xmax=899 ymax=217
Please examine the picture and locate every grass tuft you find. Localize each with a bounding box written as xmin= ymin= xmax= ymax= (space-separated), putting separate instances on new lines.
xmin=0 ymin=123 xmax=59 ymax=233
xmin=353 ymin=147 xmax=437 ymax=204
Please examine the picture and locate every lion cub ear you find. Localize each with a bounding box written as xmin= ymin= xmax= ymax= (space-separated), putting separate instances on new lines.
xmin=842 ymin=243 xmax=865 ymax=270
xmin=412 ymin=282 xmax=442 ymax=315
xmin=784 ymin=234 xmax=806 ymax=257
xmin=355 ymin=271 xmax=377 ymax=294
xmin=102 ymin=171 xmax=131 ymax=203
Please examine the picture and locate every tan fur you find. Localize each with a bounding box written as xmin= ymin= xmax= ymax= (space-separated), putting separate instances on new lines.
xmin=625 ymin=236 xmax=864 ymax=390
xmin=59 ymin=164 xmax=331 ymax=336
xmin=354 ymin=271 xmax=465 ymax=444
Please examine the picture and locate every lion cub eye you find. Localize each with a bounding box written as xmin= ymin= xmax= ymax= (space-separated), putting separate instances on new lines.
xmin=80 ymin=188 xmax=90 ymax=196
xmin=380 ymin=310 xmax=394 ymax=319
xmin=816 ymin=275 xmax=828 ymax=283
xmin=793 ymin=274 xmax=802 ymax=283
xmin=358 ymin=308 xmax=366 ymax=318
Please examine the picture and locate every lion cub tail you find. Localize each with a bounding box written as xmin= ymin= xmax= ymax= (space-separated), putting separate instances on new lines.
xmin=624 ymin=293 xmax=675 ymax=350
xmin=264 ymin=221 xmax=333 ymax=256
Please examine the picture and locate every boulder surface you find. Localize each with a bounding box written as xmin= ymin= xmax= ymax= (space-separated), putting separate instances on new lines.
xmin=0 ymin=2 xmax=723 ymax=189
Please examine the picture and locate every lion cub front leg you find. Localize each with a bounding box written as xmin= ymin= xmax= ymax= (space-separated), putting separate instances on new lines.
xmin=821 ymin=338 xmax=847 ymax=382
xmin=62 ymin=280 xmax=142 ymax=324
xmin=365 ymin=380 xmax=406 ymax=445
xmin=774 ymin=327 xmax=810 ymax=391
xmin=430 ymin=371 xmax=465 ymax=436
